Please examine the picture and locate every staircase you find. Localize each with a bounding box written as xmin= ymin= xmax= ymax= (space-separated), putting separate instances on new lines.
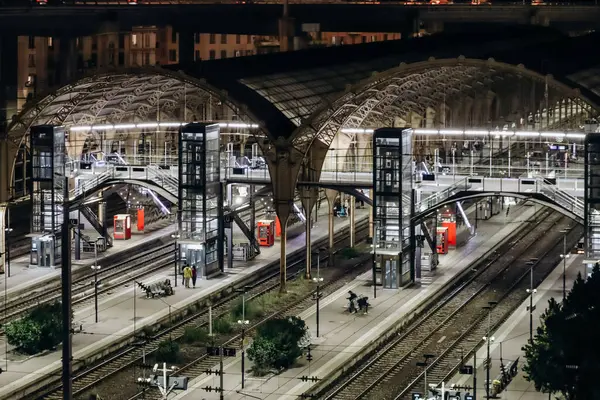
xmin=80 ymin=204 xmax=113 ymax=247
xmin=538 ymin=178 xmax=584 ymax=219
xmin=148 ymin=165 xmax=178 ymax=197
xmin=71 ymin=169 xmax=114 ymax=200
xmin=230 ymin=210 xmax=261 ymax=254
xmin=415 ymin=177 xmax=471 ymax=212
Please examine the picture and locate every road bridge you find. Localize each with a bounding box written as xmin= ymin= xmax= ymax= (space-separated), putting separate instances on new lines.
xmin=1 ymin=3 xmax=600 ymax=36
xmin=3 ymin=27 xmax=600 ymax=288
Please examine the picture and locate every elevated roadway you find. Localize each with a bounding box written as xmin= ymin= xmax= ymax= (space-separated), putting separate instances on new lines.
xmin=1 ymin=3 xmax=600 ymax=36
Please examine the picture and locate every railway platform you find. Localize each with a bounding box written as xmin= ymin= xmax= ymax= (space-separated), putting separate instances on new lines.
xmin=171 ymin=204 xmax=540 ymax=400
xmin=447 ymin=246 xmax=585 ymax=399
xmin=0 ymin=207 xmax=368 ymax=400
xmin=1 ymin=220 xmax=176 ymax=298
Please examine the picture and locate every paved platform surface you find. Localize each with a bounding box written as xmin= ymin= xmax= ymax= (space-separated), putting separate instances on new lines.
xmin=0 ymin=205 xmax=367 ymax=399
xmin=1 ymin=220 xmax=176 ymax=298
xmin=171 ymin=204 xmax=539 ymax=400
xmin=447 ymin=248 xmax=584 ymax=399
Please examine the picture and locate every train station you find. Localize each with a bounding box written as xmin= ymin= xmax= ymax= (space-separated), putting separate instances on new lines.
xmin=0 ymin=15 xmax=599 ymax=400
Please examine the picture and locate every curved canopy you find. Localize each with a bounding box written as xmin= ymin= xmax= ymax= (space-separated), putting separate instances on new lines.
xmin=7 ymin=25 xmax=600 ymax=154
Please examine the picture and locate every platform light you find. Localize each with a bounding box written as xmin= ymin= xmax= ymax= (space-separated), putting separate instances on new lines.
xmin=68 ymin=121 xmax=260 ymax=132
xmin=340 ymin=127 xmax=586 ymax=138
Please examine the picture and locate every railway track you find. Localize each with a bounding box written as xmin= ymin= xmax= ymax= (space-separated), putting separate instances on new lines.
xmin=311 ymin=209 xmax=581 ymax=400
xmin=34 ymin=219 xmax=370 ymax=400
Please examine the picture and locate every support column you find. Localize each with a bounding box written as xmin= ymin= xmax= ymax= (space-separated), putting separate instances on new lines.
xmin=278 ymin=17 xmax=295 ymax=52
xmin=350 ymin=196 xmax=356 ymax=248
xmin=0 ymin=205 xmax=5 ymax=274
xmin=265 ymin=141 xmax=303 ymax=293
xmin=0 ymin=35 xmax=17 ymax=135
xmin=178 ymin=29 xmax=194 ymax=66
xmin=368 ymin=189 xmax=374 ymax=241
xmin=301 ymin=187 xmax=318 ymax=279
xmin=58 ymin=36 xmax=77 ymax=85
xmin=325 ymin=189 xmax=338 ymax=256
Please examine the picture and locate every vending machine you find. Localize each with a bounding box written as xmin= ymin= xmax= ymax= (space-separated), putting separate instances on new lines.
xmin=257 ymin=220 xmax=275 ymax=247
xmin=436 ymin=227 xmax=449 ymax=255
xmin=114 ymin=214 xmax=132 ymax=240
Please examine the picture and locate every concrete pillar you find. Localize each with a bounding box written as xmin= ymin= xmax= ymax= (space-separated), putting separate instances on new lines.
xmin=301 ymin=187 xmax=318 ymax=279
xmin=350 ymin=196 xmax=356 ymax=248
xmin=325 ymin=189 xmax=338 ymax=252
xmin=0 ymin=205 xmax=5 ymax=274
xmin=278 ymin=17 xmax=295 ymax=52
xmin=178 ymin=30 xmax=194 ymax=67
xmin=265 ymin=141 xmax=303 ymax=293
xmin=369 ymin=189 xmax=374 ymax=240
xmin=58 ymin=36 xmax=77 ymax=85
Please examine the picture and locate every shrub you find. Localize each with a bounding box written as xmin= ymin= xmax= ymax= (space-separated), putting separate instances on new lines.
xmin=181 ymin=326 xmax=209 ymax=344
xmin=230 ymin=298 xmax=264 ymax=321
xmin=5 ymin=301 xmax=65 ymax=355
xmin=155 ymin=340 xmax=180 ymax=363
xmin=340 ymin=247 xmax=360 ymax=260
xmin=247 ymin=316 xmax=308 ymax=374
xmin=213 ymin=317 xmax=233 ymax=334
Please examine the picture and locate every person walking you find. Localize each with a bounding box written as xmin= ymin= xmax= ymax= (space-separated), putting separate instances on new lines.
xmin=191 ymin=265 xmax=198 ymax=288
xmin=183 ymin=265 xmax=192 ymax=288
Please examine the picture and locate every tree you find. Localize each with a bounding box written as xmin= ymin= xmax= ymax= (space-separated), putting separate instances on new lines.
xmin=4 ymin=302 xmax=65 ymax=355
xmin=247 ymin=316 xmax=308 ymax=375
xmin=522 ymin=264 xmax=600 ymax=400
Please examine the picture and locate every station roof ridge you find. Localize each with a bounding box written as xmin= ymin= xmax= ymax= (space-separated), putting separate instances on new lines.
xmin=7 ymin=25 xmax=600 ymax=149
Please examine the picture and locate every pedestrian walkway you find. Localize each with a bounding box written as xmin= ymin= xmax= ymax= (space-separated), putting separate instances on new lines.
xmin=447 ymin=247 xmax=585 ymax=399
xmin=172 ymin=204 xmax=540 ymax=400
xmin=0 ymin=206 xmax=368 ymax=400
xmin=1 ymin=221 xmax=176 ymax=298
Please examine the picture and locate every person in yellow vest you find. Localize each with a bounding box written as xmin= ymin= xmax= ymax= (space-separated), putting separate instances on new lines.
xmin=183 ymin=265 xmax=192 ymax=288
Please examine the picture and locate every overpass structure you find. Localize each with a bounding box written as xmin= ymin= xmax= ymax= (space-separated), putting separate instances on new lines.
xmin=3 ymin=27 xmax=600 ymax=288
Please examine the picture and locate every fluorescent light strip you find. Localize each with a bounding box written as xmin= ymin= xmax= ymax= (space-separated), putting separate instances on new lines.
xmin=68 ymin=121 xmax=259 ymax=132
xmin=340 ymin=127 xmax=587 ymax=138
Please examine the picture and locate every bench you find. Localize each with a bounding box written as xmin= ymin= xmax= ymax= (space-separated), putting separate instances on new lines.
xmin=137 ymin=280 xmax=174 ymax=298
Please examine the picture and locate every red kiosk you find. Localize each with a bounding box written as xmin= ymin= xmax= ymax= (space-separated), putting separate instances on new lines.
xmin=439 ymin=207 xmax=457 ymax=246
xmin=257 ymin=220 xmax=275 ymax=247
xmin=436 ymin=227 xmax=449 ymax=254
xmin=114 ymin=214 xmax=132 ymax=240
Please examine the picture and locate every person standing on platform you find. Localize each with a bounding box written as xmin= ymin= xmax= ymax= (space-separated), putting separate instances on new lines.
xmin=183 ymin=265 xmax=192 ymax=288
xmin=191 ymin=265 xmax=198 ymax=288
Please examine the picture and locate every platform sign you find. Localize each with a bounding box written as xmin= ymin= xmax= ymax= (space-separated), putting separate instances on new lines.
xmin=153 ymin=375 xmax=189 ymax=390
xmin=465 ymin=396 xmax=474 ymax=400
xmin=206 ymin=346 xmax=237 ymax=357
xmin=412 ymin=393 xmax=423 ymax=400
xmin=460 ymin=365 xmax=474 ymax=375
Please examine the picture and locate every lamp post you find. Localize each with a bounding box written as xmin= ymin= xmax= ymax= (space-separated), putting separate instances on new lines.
xmin=170 ymin=234 xmax=180 ymax=287
xmin=416 ymin=354 xmax=435 ymax=397
xmin=91 ymin=237 xmax=104 ymax=323
xmin=235 ymin=286 xmax=251 ymax=388
xmin=482 ymin=301 xmax=497 ymax=399
xmin=5 ymin=227 xmax=12 ymax=277
xmin=312 ymin=248 xmax=325 ymax=337
xmin=526 ymin=259 xmax=537 ymax=343
xmin=560 ymin=229 xmax=570 ymax=301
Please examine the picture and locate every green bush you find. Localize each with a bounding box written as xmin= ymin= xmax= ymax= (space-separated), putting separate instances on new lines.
xmin=181 ymin=326 xmax=210 ymax=344
xmin=213 ymin=317 xmax=233 ymax=334
xmin=155 ymin=340 xmax=180 ymax=363
xmin=230 ymin=298 xmax=264 ymax=321
xmin=247 ymin=316 xmax=308 ymax=374
xmin=340 ymin=247 xmax=360 ymax=260
xmin=5 ymin=301 xmax=65 ymax=355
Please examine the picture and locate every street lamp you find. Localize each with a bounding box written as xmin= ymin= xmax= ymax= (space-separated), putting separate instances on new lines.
xmin=4 ymin=227 xmax=12 ymax=277
xmin=235 ymin=285 xmax=251 ymax=388
xmin=170 ymin=234 xmax=180 ymax=287
xmin=560 ymin=228 xmax=570 ymax=301
xmin=526 ymin=259 xmax=538 ymax=343
xmin=312 ymin=248 xmax=326 ymax=337
xmin=482 ymin=301 xmax=497 ymax=399
xmin=416 ymin=354 xmax=435 ymax=397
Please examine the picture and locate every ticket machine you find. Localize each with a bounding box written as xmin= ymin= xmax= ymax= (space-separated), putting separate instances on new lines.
xmin=114 ymin=214 xmax=132 ymax=240
xmin=436 ymin=227 xmax=449 ymax=254
xmin=257 ymin=220 xmax=275 ymax=247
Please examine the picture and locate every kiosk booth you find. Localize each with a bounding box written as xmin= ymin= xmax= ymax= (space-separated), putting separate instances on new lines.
xmin=114 ymin=214 xmax=132 ymax=240
xmin=436 ymin=227 xmax=449 ymax=254
xmin=257 ymin=220 xmax=275 ymax=247
xmin=30 ymin=235 xmax=59 ymax=268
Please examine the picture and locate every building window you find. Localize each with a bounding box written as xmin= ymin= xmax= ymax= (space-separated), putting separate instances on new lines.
xmin=119 ymin=34 xmax=125 ymax=48
xmin=220 ymin=50 xmax=226 ymax=59
xmin=131 ymin=34 xmax=138 ymax=46
xmin=28 ymin=54 xmax=35 ymax=68
xmin=236 ymin=34 xmax=241 ymax=45
xmin=91 ymin=38 xmax=97 ymax=51
xmin=220 ymin=34 xmax=227 ymax=44
xmin=361 ymin=36 xmax=366 ymax=43
xmin=209 ymin=34 xmax=216 ymax=44
xmin=28 ymin=36 xmax=35 ymax=49
xmin=371 ymin=35 xmax=376 ymax=42
xmin=209 ymin=50 xmax=216 ymax=60
xmin=383 ymin=34 xmax=388 ymax=41
xmin=235 ymin=50 xmax=241 ymax=57
xmin=118 ymin=52 xmax=125 ymax=66
xmin=108 ymin=42 xmax=115 ymax=65
xmin=195 ymin=50 xmax=200 ymax=61
xmin=195 ymin=33 xmax=200 ymax=44
xmin=48 ymin=37 xmax=53 ymax=49
xmin=169 ymin=49 xmax=177 ymax=62
xmin=143 ymin=34 xmax=150 ymax=48
xmin=171 ymin=30 xmax=177 ymax=44
xmin=247 ymin=35 xmax=252 ymax=44
xmin=25 ymin=74 xmax=36 ymax=87
xmin=144 ymin=53 xmax=151 ymax=65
